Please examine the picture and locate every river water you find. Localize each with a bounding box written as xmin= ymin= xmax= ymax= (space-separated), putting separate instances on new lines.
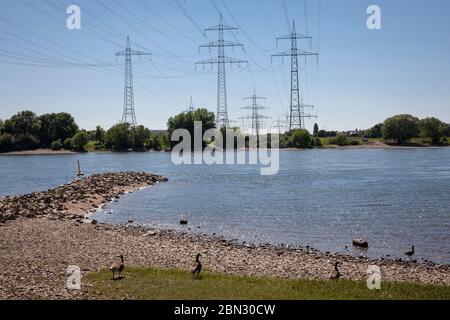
xmin=0 ymin=148 xmax=449 ymax=263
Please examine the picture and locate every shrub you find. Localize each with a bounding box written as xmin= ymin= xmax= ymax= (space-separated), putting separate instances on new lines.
xmin=291 ymin=129 xmax=313 ymax=148
xmin=14 ymin=134 xmax=40 ymax=150
xmin=64 ymin=138 xmax=73 ymax=150
xmin=51 ymin=139 xmax=63 ymax=151
xmin=71 ymin=132 xmax=89 ymax=151
xmin=105 ymin=123 xmax=131 ymax=151
xmin=330 ymin=134 xmax=348 ymax=146
xmin=420 ymin=117 xmax=447 ymax=144
xmin=314 ymin=137 xmax=322 ymax=147
xmin=0 ymin=133 xmax=15 ymax=153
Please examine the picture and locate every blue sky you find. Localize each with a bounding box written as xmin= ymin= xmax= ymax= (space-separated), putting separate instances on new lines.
xmin=0 ymin=0 xmax=449 ymax=132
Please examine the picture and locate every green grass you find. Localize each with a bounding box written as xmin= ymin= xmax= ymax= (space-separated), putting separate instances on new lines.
xmin=85 ymin=267 xmax=450 ymax=300
xmin=319 ymin=137 xmax=374 ymax=146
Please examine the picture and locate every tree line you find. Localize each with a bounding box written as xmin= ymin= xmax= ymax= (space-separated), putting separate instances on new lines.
xmin=0 ymin=110 xmax=448 ymax=153
xmin=0 ymin=110 xmax=170 ymax=153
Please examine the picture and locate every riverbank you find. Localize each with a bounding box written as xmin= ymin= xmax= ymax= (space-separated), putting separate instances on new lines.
xmin=0 ymin=173 xmax=449 ymax=299
xmin=1 ymin=140 xmax=449 ymax=156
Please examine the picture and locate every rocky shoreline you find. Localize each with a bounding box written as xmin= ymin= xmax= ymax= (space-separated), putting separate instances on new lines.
xmin=0 ymin=172 xmax=449 ymax=299
xmin=0 ymin=172 xmax=168 ymax=223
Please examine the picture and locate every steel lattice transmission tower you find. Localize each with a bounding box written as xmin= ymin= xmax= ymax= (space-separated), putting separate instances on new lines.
xmin=196 ymin=14 xmax=248 ymax=129
xmin=271 ymin=20 xmax=318 ymax=131
xmin=188 ymin=96 xmax=195 ymax=112
xmin=272 ymin=115 xmax=287 ymax=135
xmin=239 ymin=87 xmax=269 ymax=138
xmin=116 ymin=36 xmax=151 ymax=126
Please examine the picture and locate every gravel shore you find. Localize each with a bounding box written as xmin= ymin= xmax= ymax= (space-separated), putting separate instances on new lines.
xmin=0 ymin=172 xmax=449 ymax=299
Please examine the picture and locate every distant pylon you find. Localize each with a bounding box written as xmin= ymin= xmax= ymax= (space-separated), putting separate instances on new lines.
xmin=183 ymin=96 xmax=196 ymax=113
xmin=189 ymin=96 xmax=195 ymax=112
xmin=196 ymin=14 xmax=248 ymax=129
xmin=239 ymin=87 xmax=269 ymax=137
xmin=116 ymin=36 xmax=151 ymax=126
xmin=271 ymin=20 xmax=318 ymax=131
xmin=273 ymin=115 xmax=287 ymax=135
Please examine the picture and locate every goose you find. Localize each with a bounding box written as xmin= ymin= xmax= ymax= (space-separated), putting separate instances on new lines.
xmin=192 ymin=254 xmax=202 ymax=280
xmin=329 ymin=261 xmax=341 ymax=280
xmin=404 ymin=245 xmax=415 ymax=259
xmin=110 ymin=255 xmax=124 ymax=280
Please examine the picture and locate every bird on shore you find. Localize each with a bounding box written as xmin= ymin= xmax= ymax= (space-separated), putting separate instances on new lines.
xmin=329 ymin=261 xmax=341 ymax=280
xmin=110 ymin=255 xmax=125 ymax=280
xmin=404 ymin=245 xmax=415 ymax=260
xmin=192 ymin=254 xmax=202 ymax=280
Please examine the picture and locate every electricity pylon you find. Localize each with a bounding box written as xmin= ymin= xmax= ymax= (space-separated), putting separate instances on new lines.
xmin=240 ymin=87 xmax=269 ymax=138
xmin=116 ymin=36 xmax=151 ymax=126
xmin=183 ymin=96 xmax=195 ymax=113
xmin=273 ymin=115 xmax=287 ymax=135
xmin=196 ymin=14 xmax=248 ymax=129
xmin=271 ymin=20 xmax=318 ymax=131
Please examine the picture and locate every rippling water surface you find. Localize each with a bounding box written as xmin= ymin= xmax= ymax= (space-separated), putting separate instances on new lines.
xmin=0 ymin=148 xmax=449 ymax=263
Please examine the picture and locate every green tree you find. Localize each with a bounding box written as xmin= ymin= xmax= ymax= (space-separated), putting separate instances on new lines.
xmin=39 ymin=113 xmax=78 ymax=147
xmin=290 ymin=129 xmax=313 ymax=148
xmin=3 ymin=110 xmax=41 ymax=150
xmin=366 ymin=123 xmax=383 ymax=138
xmin=0 ymin=133 xmax=15 ymax=153
xmin=420 ymin=117 xmax=447 ymax=144
xmin=71 ymin=132 xmax=89 ymax=151
xmin=331 ymin=134 xmax=349 ymax=146
xmin=145 ymin=133 xmax=161 ymax=151
xmin=63 ymin=138 xmax=73 ymax=150
xmin=94 ymin=126 xmax=106 ymax=144
xmin=51 ymin=139 xmax=63 ymax=151
xmin=382 ymin=114 xmax=420 ymax=143
xmin=167 ymin=108 xmax=216 ymax=149
xmin=105 ymin=123 xmax=131 ymax=151
xmin=131 ymin=125 xmax=150 ymax=150
xmin=313 ymin=123 xmax=319 ymax=137
xmin=4 ymin=110 xmax=41 ymax=136
xmin=0 ymin=119 xmax=4 ymax=134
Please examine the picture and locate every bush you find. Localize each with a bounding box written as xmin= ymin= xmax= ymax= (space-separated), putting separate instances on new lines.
xmin=365 ymin=123 xmax=383 ymax=138
xmin=314 ymin=137 xmax=322 ymax=147
xmin=105 ymin=123 xmax=131 ymax=151
xmin=420 ymin=117 xmax=447 ymax=144
xmin=0 ymin=133 xmax=15 ymax=153
xmin=131 ymin=125 xmax=150 ymax=150
xmin=349 ymin=139 xmax=360 ymax=146
xmin=51 ymin=139 xmax=63 ymax=151
xmin=382 ymin=114 xmax=420 ymax=143
xmin=14 ymin=134 xmax=40 ymax=150
xmin=71 ymin=132 xmax=89 ymax=151
xmin=64 ymin=138 xmax=73 ymax=150
xmin=330 ymin=134 xmax=348 ymax=146
xmin=291 ymin=129 xmax=313 ymax=148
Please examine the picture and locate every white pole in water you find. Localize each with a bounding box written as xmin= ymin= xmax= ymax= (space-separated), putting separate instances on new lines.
xmin=77 ymin=160 xmax=84 ymax=176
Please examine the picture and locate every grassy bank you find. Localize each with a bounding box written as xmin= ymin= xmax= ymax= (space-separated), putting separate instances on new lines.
xmin=85 ymin=267 xmax=450 ymax=300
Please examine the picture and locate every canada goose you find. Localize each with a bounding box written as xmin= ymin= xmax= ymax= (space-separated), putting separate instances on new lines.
xmin=110 ymin=255 xmax=124 ymax=280
xmin=192 ymin=254 xmax=202 ymax=280
xmin=329 ymin=261 xmax=341 ymax=280
xmin=404 ymin=245 xmax=415 ymax=259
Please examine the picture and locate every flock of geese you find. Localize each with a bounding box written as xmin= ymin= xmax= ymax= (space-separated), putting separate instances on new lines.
xmin=109 ymin=253 xmax=203 ymax=280
xmin=109 ymin=245 xmax=415 ymax=282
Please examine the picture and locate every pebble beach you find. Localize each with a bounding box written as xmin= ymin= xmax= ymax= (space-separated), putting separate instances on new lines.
xmin=0 ymin=172 xmax=448 ymax=299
